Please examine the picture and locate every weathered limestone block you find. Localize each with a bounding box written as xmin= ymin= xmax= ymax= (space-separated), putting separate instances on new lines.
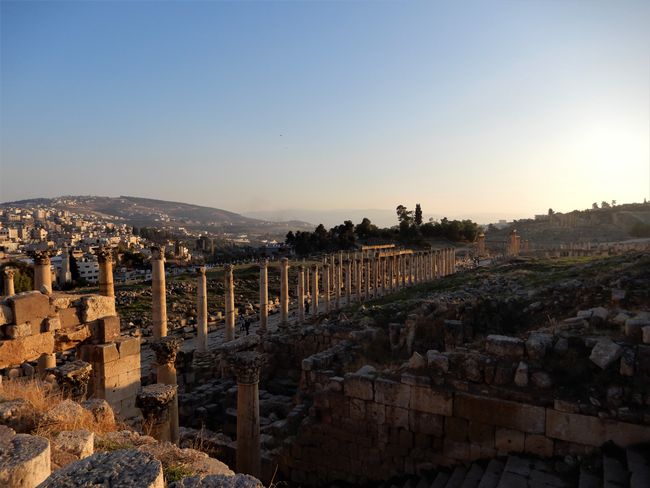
xmin=454 ymin=393 xmax=545 ymax=434
xmin=343 ymin=373 xmax=374 ymax=401
xmin=589 ymin=339 xmax=623 ymax=369
xmin=6 ymin=322 xmax=34 ymax=339
xmin=81 ymin=295 xmax=116 ymax=323
xmin=0 ymin=433 xmax=50 ymax=488
xmin=374 ymin=378 xmax=410 ymax=408
xmin=54 ymin=430 xmax=94 ymax=459
xmin=0 ymin=303 xmax=13 ymax=326
xmin=0 ymin=399 xmax=37 ymax=432
xmin=525 ymin=333 xmax=553 ymax=360
xmin=485 ymin=335 xmax=525 ymax=360
xmin=44 ymin=400 xmax=87 ymax=426
xmin=44 ymin=315 xmax=61 ymax=332
xmin=514 ymin=362 xmax=528 ymax=387
xmin=408 ymin=352 xmax=426 ymax=369
xmin=169 ymin=474 xmax=264 ymax=488
xmin=385 ymin=406 xmax=409 ymax=428
xmin=426 ymin=350 xmax=449 ymax=372
xmin=96 ymin=316 xmax=120 ymax=343
xmin=409 ymin=386 xmax=453 ymax=416
xmin=495 ymin=427 xmax=524 ymax=453
xmin=0 ymin=331 xmax=55 ymax=368
xmin=625 ymin=318 xmax=650 ymax=341
xmin=9 ymin=292 xmax=50 ymax=326
xmin=81 ymin=399 xmax=115 ymax=425
xmin=524 ymin=434 xmax=554 ymax=457
xmin=546 ymin=409 xmax=650 ymax=447
xmin=39 ymin=449 xmax=164 ymax=488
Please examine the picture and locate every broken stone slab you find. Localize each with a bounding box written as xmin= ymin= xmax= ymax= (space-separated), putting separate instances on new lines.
xmin=169 ymin=474 xmax=263 ymax=488
xmin=81 ymin=399 xmax=115 ymax=425
xmin=577 ymin=307 xmax=608 ymax=321
xmin=408 ymin=351 xmax=426 ymax=369
xmin=426 ymin=350 xmax=449 ymax=373
xmin=136 ymin=383 xmax=178 ymax=414
xmin=625 ymin=318 xmax=650 ymax=341
xmin=525 ymin=333 xmax=553 ymax=360
xmin=0 ymin=433 xmax=50 ymax=487
xmin=0 ymin=303 xmax=14 ymax=326
xmin=0 ymin=399 xmax=37 ymax=432
xmin=8 ymin=292 xmax=50 ymax=326
xmin=39 ymin=448 xmax=164 ymax=488
xmin=485 ymin=335 xmax=525 ymax=360
xmin=54 ymin=430 xmax=94 ymax=459
xmin=531 ymin=371 xmax=552 ymax=389
xmin=589 ymin=339 xmax=623 ymax=369
xmin=80 ymin=295 xmax=116 ymax=322
xmin=514 ymin=362 xmax=528 ymax=387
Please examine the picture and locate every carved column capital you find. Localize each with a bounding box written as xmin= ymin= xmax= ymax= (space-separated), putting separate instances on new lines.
xmin=32 ymin=250 xmax=51 ymax=265
xmin=198 ymin=266 xmax=206 ymax=276
xmin=151 ymin=336 xmax=183 ymax=366
xmin=224 ymin=264 xmax=234 ymax=273
xmin=227 ymin=351 xmax=263 ymax=384
xmin=96 ymin=247 xmax=113 ymax=264
xmin=151 ymin=246 xmax=165 ymax=260
xmin=4 ymin=268 xmax=15 ymax=278
xmin=259 ymin=259 xmax=268 ymax=269
xmin=49 ymin=360 xmax=92 ymax=401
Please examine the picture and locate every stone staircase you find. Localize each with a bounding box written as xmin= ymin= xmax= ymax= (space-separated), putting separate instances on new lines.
xmin=371 ymin=445 xmax=650 ymax=488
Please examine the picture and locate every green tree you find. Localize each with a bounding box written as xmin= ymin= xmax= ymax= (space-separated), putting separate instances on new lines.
xmin=414 ymin=204 xmax=423 ymax=226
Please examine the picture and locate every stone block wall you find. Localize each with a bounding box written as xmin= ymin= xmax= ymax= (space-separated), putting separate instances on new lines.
xmin=0 ymin=291 xmax=140 ymax=419
xmin=282 ymin=368 xmax=650 ymax=485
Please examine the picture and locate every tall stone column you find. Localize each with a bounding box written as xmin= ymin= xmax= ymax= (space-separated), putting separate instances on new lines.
xmin=280 ymin=258 xmax=289 ymax=326
xmin=59 ymin=246 xmax=71 ymax=286
xmin=151 ymin=246 xmax=167 ymax=339
xmin=452 ymin=249 xmax=457 ymax=273
xmin=355 ymin=258 xmax=363 ymax=303
xmin=372 ymin=256 xmax=379 ymax=297
xmin=338 ymin=252 xmax=343 ymax=300
xmin=323 ymin=263 xmax=331 ymax=313
xmin=476 ymin=233 xmax=486 ymax=256
xmin=97 ymin=247 xmax=115 ymax=297
xmin=3 ymin=268 xmax=15 ymax=296
xmin=363 ymin=259 xmax=370 ymax=300
xmin=298 ymin=266 xmax=305 ymax=322
xmin=388 ymin=255 xmax=394 ymax=293
xmin=228 ymin=352 xmax=263 ymax=478
xmin=409 ymin=253 xmax=415 ymax=285
xmin=344 ymin=259 xmax=352 ymax=306
xmin=400 ymin=254 xmax=406 ymax=288
xmin=224 ymin=264 xmax=235 ymax=342
xmin=151 ymin=336 xmax=181 ymax=444
xmin=196 ymin=267 xmax=208 ymax=352
xmin=311 ymin=264 xmax=319 ymax=316
xmin=334 ymin=258 xmax=341 ymax=309
xmin=258 ymin=260 xmax=268 ymax=334
xmin=305 ymin=266 xmax=311 ymax=299
xmin=33 ymin=251 xmax=52 ymax=294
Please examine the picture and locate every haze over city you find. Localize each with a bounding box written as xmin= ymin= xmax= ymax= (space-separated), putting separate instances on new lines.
xmin=1 ymin=0 xmax=649 ymax=222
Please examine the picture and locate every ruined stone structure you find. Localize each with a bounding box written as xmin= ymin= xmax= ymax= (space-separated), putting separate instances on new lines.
xmin=259 ymin=260 xmax=268 ymax=334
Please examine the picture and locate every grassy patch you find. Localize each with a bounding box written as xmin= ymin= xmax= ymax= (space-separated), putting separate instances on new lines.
xmin=163 ymin=464 xmax=195 ymax=483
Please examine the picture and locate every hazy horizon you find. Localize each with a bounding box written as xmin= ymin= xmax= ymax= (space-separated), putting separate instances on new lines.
xmin=1 ymin=1 xmax=649 ymax=215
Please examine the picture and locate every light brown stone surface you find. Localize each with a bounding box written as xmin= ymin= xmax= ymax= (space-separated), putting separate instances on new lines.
xmin=409 ymin=387 xmax=453 ymax=416
xmin=0 ymin=433 xmax=51 ymax=488
xmin=9 ymin=292 xmax=50 ymax=326
xmin=81 ymin=295 xmax=116 ymax=323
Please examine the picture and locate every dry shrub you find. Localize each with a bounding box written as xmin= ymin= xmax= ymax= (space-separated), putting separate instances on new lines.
xmin=0 ymin=377 xmax=120 ymax=437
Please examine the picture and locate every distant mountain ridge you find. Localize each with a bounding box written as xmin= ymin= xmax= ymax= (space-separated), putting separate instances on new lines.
xmin=0 ymin=195 xmax=312 ymax=234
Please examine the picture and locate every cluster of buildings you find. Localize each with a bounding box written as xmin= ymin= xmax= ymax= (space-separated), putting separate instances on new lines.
xmin=0 ymin=203 xmax=151 ymax=286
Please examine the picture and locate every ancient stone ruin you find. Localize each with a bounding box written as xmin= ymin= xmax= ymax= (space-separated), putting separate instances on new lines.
xmin=1 ymin=241 xmax=650 ymax=486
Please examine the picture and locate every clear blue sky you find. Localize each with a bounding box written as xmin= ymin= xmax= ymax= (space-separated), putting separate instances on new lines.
xmin=1 ymin=0 xmax=648 ymax=220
